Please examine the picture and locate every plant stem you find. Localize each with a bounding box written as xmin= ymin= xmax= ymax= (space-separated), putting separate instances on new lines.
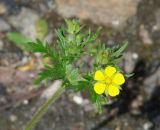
xmin=25 ymin=86 xmax=65 ymax=130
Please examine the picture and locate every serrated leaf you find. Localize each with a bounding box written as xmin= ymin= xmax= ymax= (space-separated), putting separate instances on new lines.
xmin=34 ymin=66 xmax=64 ymax=84
xmin=55 ymin=27 xmax=66 ymax=55
xmin=34 ymin=71 xmax=52 ymax=85
xmin=70 ymin=80 xmax=89 ymax=91
xmin=82 ymin=27 xmax=101 ymax=46
xmin=27 ymin=40 xmax=47 ymax=53
xmin=111 ymin=42 xmax=128 ymax=58
xmin=65 ymin=19 xmax=80 ymax=34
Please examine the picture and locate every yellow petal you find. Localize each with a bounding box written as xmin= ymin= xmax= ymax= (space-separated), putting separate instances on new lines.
xmin=105 ymin=66 xmax=116 ymax=77
xmin=94 ymin=70 xmax=105 ymax=81
xmin=113 ymin=73 xmax=125 ymax=85
xmin=94 ymin=82 xmax=106 ymax=94
xmin=108 ymin=85 xmax=120 ymax=97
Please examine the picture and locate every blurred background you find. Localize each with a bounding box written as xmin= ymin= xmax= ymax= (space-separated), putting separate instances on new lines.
xmin=0 ymin=0 xmax=160 ymax=130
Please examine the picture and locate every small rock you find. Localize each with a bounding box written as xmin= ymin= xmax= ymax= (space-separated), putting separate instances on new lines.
xmin=139 ymin=24 xmax=153 ymax=45
xmin=73 ymin=95 xmax=83 ymax=105
xmin=107 ymin=40 xmax=114 ymax=45
xmin=115 ymin=126 xmax=122 ymax=130
xmin=0 ymin=18 xmax=11 ymax=31
xmin=123 ymin=52 xmax=138 ymax=73
xmin=9 ymin=114 xmax=18 ymax=122
xmin=39 ymin=0 xmax=56 ymax=13
xmin=143 ymin=122 xmax=153 ymax=130
xmin=6 ymin=87 xmax=14 ymax=94
xmin=0 ymin=40 xmax=4 ymax=49
xmin=132 ymin=52 xmax=139 ymax=59
xmin=130 ymin=100 xmax=139 ymax=109
xmin=130 ymin=95 xmax=143 ymax=115
xmin=44 ymin=31 xmax=54 ymax=43
xmin=82 ymin=99 xmax=96 ymax=112
xmin=23 ymin=99 xmax=29 ymax=105
xmin=152 ymin=25 xmax=159 ymax=31
xmin=47 ymin=0 xmax=56 ymax=10
xmin=8 ymin=7 xmax=39 ymax=39
xmin=0 ymin=3 xmax=7 ymax=15
xmin=112 ymin=20 xmax=120 ymax=28
xmin=0 ymin=96 xmax=7 ymax=104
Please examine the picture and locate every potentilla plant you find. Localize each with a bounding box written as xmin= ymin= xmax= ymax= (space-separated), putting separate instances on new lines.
xmin=24 ymin=19 xmax=130 ymax=130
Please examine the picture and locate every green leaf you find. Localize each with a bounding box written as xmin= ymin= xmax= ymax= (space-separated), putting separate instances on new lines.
xmin=90 ymin=89 xmax=97 ymax=103
xmin=34 ymin=71 xmax=52 ymax=85
xmin=69 ymin=80 xmax=89 ymax=91
xmin=65 ymin=64 xmax=81 ymax=85
xmin=6 ymin=32 xmax=32 ymax=50
xmin=55 ymin=27 xmax=66 ymax=55
xmin=82 ymin=27 xmax=101 ymax=46
xmin=111 ymin=42 xmax=128 ymax=58
xmin=65 ymin=19 xmax=80 ymax=34
xmin=35 ymin=19 xmax=48 ymax=39
xmin=96 ymin=96 xmax=102 ymax=113
xmin=26 ymin=39 xmax=49 ymax=53
xmin=125 ymin=73 xmax=134 ymax=78
xmin=34 ymin=65 xmax=64 ymax=84
xmin=83 ymin=74 xmax=92 ymax=81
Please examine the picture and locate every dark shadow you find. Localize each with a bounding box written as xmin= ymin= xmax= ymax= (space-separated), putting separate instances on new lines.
xmin=142 ymin=86 xmax=160 ymax=120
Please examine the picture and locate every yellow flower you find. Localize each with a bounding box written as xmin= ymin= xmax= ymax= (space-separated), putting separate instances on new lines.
xmin=93 ymin=66 xmax=125 ymax=96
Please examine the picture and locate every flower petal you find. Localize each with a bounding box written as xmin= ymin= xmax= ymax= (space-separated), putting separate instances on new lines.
xmin=94 ymin=82 xmax=106 ymax=94
xmin=108 ymin=85 xmax=120 ymax=97
xmin=94 ymin=70 xmax=105 ymax=81
xmin=105 ymin=66 xmax=116 ymax=77
xmin=113 ymin=73 xmax=125 ymax=85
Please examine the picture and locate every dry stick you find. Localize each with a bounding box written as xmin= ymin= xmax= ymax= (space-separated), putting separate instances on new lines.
xmin=25 ymin=86 xmax=65 ymax=130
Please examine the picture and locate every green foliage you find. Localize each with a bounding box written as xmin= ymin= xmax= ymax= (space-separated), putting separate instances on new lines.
xmin=7 ymin=19 xmax=130 ymax=113
xmin=65 ymin=64 xmax=79 ymax=85
xmin=93 ymin=41 xmax=128 ymax=68
xmin=27 ymin=39 xmax=50 ymax=53
xmin=111 ymin=42 xmax=128 ymax=57
xmin=125 ymin=73 xmax=134 ymax=78
xmin=6 ymin=32 xmax=32 ymax=50
xmin=35 ymin=19 xmax=48 ymax=39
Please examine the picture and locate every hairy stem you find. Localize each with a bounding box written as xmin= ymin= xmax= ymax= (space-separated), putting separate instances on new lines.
xmin=25 ymin=86 xmax=65 ymax=130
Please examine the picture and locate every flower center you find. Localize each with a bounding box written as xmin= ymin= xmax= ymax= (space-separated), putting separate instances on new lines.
xmin=105 ymin=77 xmax=112 ymax=85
